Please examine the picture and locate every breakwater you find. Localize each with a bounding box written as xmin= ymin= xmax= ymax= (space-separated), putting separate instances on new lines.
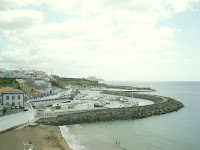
xmin=36 ymin=92 xmax=184 ymax=126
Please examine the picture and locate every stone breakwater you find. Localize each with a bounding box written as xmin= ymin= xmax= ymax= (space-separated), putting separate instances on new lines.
xmin=36 ymin=92 xmax=184 ymax=126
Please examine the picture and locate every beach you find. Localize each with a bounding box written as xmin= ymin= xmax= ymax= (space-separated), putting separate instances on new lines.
xmin=0 ymin=125 xmax=72 ymax=150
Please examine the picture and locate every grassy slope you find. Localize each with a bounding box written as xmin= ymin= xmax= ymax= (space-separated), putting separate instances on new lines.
xmin=62 ymin=80 xmax=92 ymax=86
xmin=0 ymin=78 xmax=18 ymax=87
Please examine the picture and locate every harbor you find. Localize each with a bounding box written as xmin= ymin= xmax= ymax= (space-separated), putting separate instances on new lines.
xmin=36 ymin=90 xmax=184 ymax=126
xmin=30 ymin=88 xmax=154 ymax=118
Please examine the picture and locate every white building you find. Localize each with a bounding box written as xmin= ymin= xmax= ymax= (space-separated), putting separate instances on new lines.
xmin=34 ymin=79 xmax=52 ymax=88
xmin=0 ymin=87 xmax=24 ymax=107
xmin=52 ymin=86 xmax=62 ymax=94
xmin=44 ymin=107 xmax=54 ymax=117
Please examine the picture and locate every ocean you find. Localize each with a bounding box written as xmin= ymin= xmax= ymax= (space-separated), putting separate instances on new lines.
xmin=60 ymin=81 xmax=200 ymax=150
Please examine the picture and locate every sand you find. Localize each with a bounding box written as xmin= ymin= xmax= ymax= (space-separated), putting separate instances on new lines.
xmin=0 ymin=125 xmax=72 ymax=150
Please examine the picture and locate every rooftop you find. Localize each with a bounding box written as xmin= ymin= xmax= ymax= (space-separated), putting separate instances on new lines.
xmin=0 ymin=87 xmax=23 ymax=93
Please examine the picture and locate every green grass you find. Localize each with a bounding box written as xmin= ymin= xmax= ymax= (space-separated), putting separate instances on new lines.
xmin=62 ymin=80 xmax=92 ymax=86
xmin=52 ymin=75 xmax=59 ymax=79
xmin=0 ymin=78 xmax=18 ymax=87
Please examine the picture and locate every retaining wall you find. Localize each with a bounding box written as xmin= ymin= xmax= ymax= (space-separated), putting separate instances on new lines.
xmin=0 ymin=109 xmax=35 ymax=131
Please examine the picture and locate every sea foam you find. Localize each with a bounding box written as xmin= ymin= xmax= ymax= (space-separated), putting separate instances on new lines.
xmin=59 ymin=125 xmax=87 ymax=150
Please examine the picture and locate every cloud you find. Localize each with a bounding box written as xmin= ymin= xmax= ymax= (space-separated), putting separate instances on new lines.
xmin=160 ymin=59 xmax=176 ymax=64
xmin=163 ymin=51 xmax=177 ymax=55
xmin=0 ymin=10 xmax=44 ymax=30
xmin=41 ymin=0 xmax=199 ymax=16
xmin=0 ymin=0 xmax=200 ymax=80
xmin=0 ymin=0 xmax=42 ymax=10
xmin=165 ymin=0 xmax=200 ymax=12
xmin=184 ymin=58 xmax=193 ymax=62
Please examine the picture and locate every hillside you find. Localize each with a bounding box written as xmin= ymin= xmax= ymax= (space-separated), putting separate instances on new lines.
xmin=60 ymin=77 xmax=99 ymax=86
xmin=0 ymin=78 xmax=19 ymax=88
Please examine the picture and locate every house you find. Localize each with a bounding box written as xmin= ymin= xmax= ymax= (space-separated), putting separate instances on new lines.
xmin=44 ymin=107 xmax=54 ymax=117
xmin=0 ymin=68 xmax=6 ymax=72
xmin=34 ymin=86 xmax=52 ymax=96
xmin=0 ymin=71 xmax=5 ymax=78
xmin=16 ymin=79 xmax=27 ymax=83
xmin=52 ymin=86 xmax=62 ymax=94
xmin=0 ymin=87 xmax=24 ymax=107
xmin=34 ymin=79 xmax=53 ymax=95
xmin=35 ymin=71 xmax=47 ymax=79
xmin=25 ymin=70 xmax=47 ymax=79
xmin=44 ymin=77 xmax=50 ymax=82
xmin=20 ymin=82 xmax=35 ymax=94
xmin=34 ymin=79 xmax=51 ymax=87
xmin=0 ymin=68 xmax=6 ymax=77
xmin=3 ymin=70 xmax=16 ymax=78
xmin=19 ymin=79 xmax=36 ymax=94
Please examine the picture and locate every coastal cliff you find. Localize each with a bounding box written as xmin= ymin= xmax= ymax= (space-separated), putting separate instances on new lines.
xmin=37 ymin=92 xmax=184 ymax=126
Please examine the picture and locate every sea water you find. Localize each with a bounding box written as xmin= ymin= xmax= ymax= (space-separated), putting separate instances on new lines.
xmin=60 ymin=81 xmax=200 ymax=150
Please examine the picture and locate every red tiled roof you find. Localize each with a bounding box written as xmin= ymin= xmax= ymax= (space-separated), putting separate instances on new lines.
xmin=0 ymin=87 xmax=23 ymax=93
xmin=12 ymin=70 xmax=22 ymax=73
xmin=16 ymin=79 xmax=26 ymax=82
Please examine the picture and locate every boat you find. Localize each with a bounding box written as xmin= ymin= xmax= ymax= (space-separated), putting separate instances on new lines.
xmin=94 ymin=102 xmax=104 ymax=107
xmin=105 ymin=100 xmax=110 ymax=104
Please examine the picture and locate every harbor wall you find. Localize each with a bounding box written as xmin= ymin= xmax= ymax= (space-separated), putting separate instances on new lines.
xmin=0 ymin=109 xmax=35 ymax=131
xmin=36 ymin=93 xmax=184 ymax=126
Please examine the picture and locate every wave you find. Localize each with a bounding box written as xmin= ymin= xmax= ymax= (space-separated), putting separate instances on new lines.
xmin=59 ymin=125 xmax=87 ymax=150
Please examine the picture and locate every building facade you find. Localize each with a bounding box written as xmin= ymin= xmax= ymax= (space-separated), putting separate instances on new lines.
xmin=2 ymin=92 xmax=24 ymax=107
xmin=0 ymin=87 xmax=24 ymax=107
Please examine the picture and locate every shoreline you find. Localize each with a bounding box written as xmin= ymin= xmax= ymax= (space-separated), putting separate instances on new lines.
xmin=0 ymin=124 xmax=72 ymax=150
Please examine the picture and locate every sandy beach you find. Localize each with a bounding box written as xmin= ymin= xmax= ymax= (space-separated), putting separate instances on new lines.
xmin=0 ymin=125 xmax=72 ymax=150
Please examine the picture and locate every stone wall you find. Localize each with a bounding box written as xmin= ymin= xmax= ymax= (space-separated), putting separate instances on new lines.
xmin=36 ymin=92 xmax=184 ymax=126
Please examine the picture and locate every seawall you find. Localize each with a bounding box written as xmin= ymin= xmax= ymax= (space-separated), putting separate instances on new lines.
xmin=36 ymin=92 xmax=184 ymax=126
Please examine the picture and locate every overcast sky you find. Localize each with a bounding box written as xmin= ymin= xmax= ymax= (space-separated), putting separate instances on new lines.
xmin=0 ymin=0 xmax=200 ymax=81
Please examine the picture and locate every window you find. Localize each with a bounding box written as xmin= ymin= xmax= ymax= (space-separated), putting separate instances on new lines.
xmin=12 ymin=96 xmax=15 ymax=100
xmin=17 ymin=102 xmax=20 ymax=106
xmin=6 ymin=96 xmax=9 ymax=100
xmin=12 ymin=102 xmax=15 ymax=106
xmin=18 ymin=95 xmax=20 ymax=99
xmin=6 ymin=102 xmax=9 ymax=105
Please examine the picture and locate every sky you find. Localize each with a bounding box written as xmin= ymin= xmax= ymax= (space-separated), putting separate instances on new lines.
xmin=0 ymin=0 xmax=200 ymax=81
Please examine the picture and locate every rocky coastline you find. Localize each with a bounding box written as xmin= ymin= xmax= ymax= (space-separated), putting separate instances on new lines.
xmin=36 ymin=92 xmax=184 ymax=126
